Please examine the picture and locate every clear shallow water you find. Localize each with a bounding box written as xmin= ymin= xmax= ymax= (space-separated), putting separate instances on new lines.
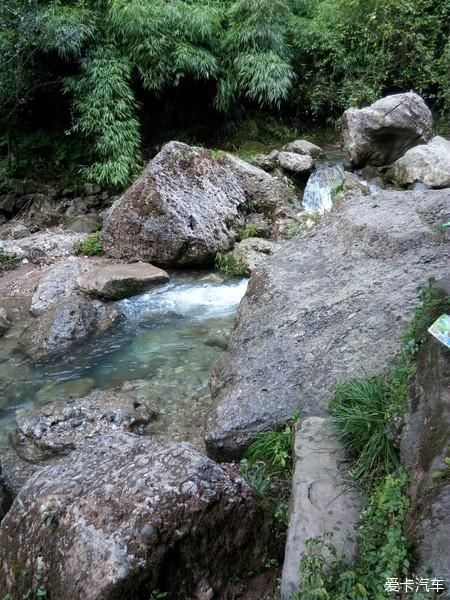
xmin=0 ymin=274 xmax=248 ymax=446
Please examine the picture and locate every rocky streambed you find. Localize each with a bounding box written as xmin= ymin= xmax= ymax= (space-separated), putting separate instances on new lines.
xmin=0 ymin=91 xmax=450 ymax=599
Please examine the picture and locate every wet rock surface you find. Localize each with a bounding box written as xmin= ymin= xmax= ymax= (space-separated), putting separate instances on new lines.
xmin=0 ymin=433 xmax=269 ymax=600
xmin=102 ymin=141 xmax=294 ymax=266
xmin=281 ymin=417 xmax=361 ymax=599
xmin=342 ymin=92 xmax=433 ymax=168
xmin=205 ymin=189 xmax=450 ymax=460
xmin=76 ymin=262 xmax=170 ymax=300
xmin=19 ymin=297 xmax=120 ymax=360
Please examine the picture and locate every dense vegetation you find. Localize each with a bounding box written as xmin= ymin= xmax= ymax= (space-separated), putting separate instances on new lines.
xmin=1 ymin=0 xmax=449 ymax=187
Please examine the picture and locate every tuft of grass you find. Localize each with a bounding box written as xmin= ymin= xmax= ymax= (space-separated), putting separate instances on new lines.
xmin=238 ymin=224 xmax=259 ymax=241
xmin=0 ymin=249 xmax=21 ymax=271
xmin=329 ymin=377 xmax=401 ymax=482
xmin=215 ymin=251 xmax=247 ymax=277
xmin=74 ymin=231 xmax=103 ymax=256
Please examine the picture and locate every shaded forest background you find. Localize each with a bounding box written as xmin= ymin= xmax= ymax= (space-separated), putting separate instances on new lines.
xmin=1 ymin=0 xmax=449 ymax=188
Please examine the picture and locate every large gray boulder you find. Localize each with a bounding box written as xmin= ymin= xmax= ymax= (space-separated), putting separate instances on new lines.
xmin=281 ymin=417 xmax=361 ymax=599
xmin=76 ymin=262 xmax=169 ymax=300
xmin=0 ymin=434 xmax=268 ymax=600
xmin=19 ymin=297 xmax=119 ymax=360
xmin=342 ymin=92 xmax=433 ymax=168
xmin=205 ymin=189 xmax=450 ymax=460
xmin=102 ymin=141 xmax=293 ymax=266
xmin=390 ymin=136 xmax=450 ymax=188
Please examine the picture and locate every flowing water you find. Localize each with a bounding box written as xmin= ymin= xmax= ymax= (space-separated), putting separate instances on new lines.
xmin=0 ymin=273 xmax=248 ymax=447
xmin=302 ymin=163 xmax=345 ymax=214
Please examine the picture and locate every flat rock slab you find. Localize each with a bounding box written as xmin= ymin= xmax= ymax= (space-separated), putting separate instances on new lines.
xmin=0 ymin=434 xmax=268 ymax=600
xmin=205 ymin=189 xmax=450 ymax=460
xmin=76 ymin=262 xmax=169 ymax=300
xmin=281 ymin=417 xmax=361 ymax=599
xmin=0 ymin=229 xmax=87 ymax=265
xmin=12 ymin=390 xmax=154 ymax=462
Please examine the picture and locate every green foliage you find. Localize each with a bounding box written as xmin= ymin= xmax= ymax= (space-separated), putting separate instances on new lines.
xmin=329 ymin=377 xmax=401 ymax=482
xmin=74 ymin=232 xmax=103 ymax=256
xmin=294 ymin=473 xmax=411 ymax=600
xmin=0 ymin=250 xmax=21 ymax=272
xmin=402 ymin=277 xmax=450 ymax=360
xmin=238 ymin=224 xmax=259 ymax=240
xmin=1 ymin=0 xmax=449 ymax=185
xmin=215 ymin=251 xmax=248 ymax=277
xmin=244 ymin=424 xmax=294 ymax=477
xmin=65 ymin=48 xmax=142 ymax=188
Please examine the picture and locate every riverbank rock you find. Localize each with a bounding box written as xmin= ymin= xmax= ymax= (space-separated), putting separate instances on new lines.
xmin=102 ymin=141 xmax=293 ymax=266
xmin=30 ymin=257 xmax=85 ymax=316
xmin=0 ymin=434 xmax=269 ymax=600
xmin=282 ymin=139 xmax=325 ymax=159
xmin=281 ymin=417 xmax=361 ymax=599
xmin=12 ymin=390 xmax=154 ymax=462
xmin=76 ymin=262 xmax=169 ymax=300
xmin=205 ymin=189 xmax=450 ymax=460
xmin=232 ymin=238 xmax=280 ymax=274
xmin=342 ymin=92 xmax=433 ymax=168
xmin=0 ymin=307 xmax=10 ymax=337
xmin=401 ymin=329 xmax=450 ymax=582
xmin=0 ymin=229 xmax=87 ymax=265
xmin=19 ymin=297 xmax=119 ymax=360
xmin=389 ymin=136 xmax=450 ymax=189
xmin=278 ymin=152 xmax=313 ymax=175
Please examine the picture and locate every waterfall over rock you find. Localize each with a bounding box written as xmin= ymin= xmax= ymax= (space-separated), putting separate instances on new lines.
xmin=303 ymin=163 xmax=344 ymax=213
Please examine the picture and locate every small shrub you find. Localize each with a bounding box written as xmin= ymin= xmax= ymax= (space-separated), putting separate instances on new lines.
xmin=74 ymin=231 xmax=103 ymax=256
xmin=215 ymin=251 xmax=247 ymax=277
xmin=238 ymin=224 xmax=259 ymax=240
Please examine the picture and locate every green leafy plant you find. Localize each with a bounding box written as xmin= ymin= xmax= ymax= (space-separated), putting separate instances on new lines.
xmin=215 ymin=251 xmax=248 ymax=277
xmin=238 ymin=224 xmax=259 ymax=240
xmin=244 ymin=424 xmax=294 ymax=477
xmin=74 ymin=231 xmax=103 ymax=256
